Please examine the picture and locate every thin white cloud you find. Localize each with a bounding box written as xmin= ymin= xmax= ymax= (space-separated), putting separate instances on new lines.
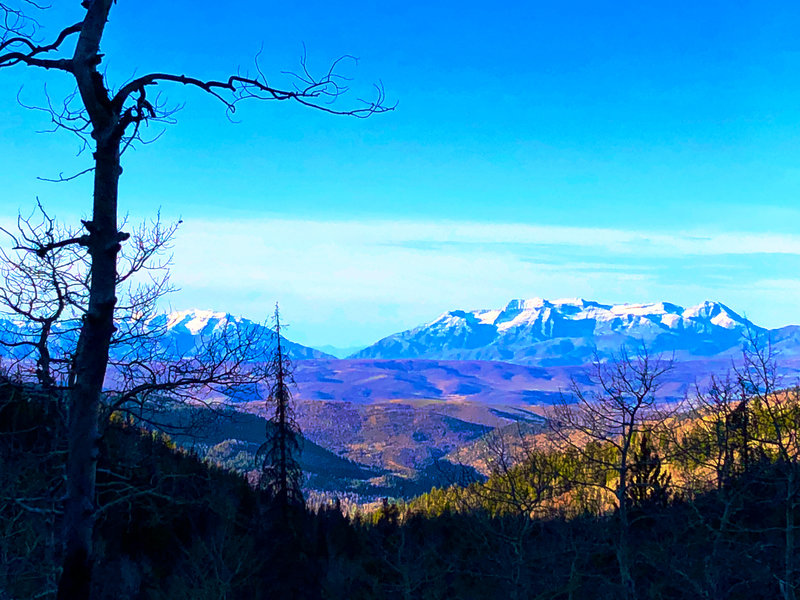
xmin=3 ymin=215 xmax=798 ymax=345
xmin=175 ymin=218 xmax=800 ymax=258
xmin=162 ymin=218 xmax=800 ymax=345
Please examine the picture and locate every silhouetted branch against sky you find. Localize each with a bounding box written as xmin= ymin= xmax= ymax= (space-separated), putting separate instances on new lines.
xmin=0 ymin=1 xmax=393 ymax=152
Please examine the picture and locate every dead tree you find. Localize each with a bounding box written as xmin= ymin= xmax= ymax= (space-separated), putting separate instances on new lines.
xmin=677 ymin=373 xmax=751 ymax=492
xmin=0 ymin=3 xmax=391 ymax=597
xmin=0 ymin=203 xmax=88 ymax=391
xmin=0 ymin=201 xmax=277 ymax=589
xmin=464 ymin=427 xmax=564 ymax=600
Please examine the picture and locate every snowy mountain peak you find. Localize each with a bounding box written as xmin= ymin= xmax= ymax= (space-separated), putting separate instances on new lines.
xmin=353 ymin=298 xmax=773 ymax=366
xmin=163 ymin=309 xmax=240 ymax=335
xmin=502 ymin=298 xmax=546 ymax=311
xmin=682 ymin=300 xmax=742 ymax=321
xmin=609 ymin=302 xmax=670 ymax=316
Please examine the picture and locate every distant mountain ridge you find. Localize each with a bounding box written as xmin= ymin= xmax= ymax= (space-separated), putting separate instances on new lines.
xmin=312 ymin=344 xmax=367 ymax=359
xmin=352 ymin=298 xmax=800 ymax=366
xmin=146 ymin=309 xmax=334 ymax=360
xmin=5 ymin=301 xmax=799 ymax=368
xmin=0 ymin=309 xmax=335 ymax=362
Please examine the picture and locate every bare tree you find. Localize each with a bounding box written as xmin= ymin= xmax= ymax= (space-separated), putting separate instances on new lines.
xmin=0 ymin=205 xmax=177 ymax=391
xmin=549 ymin=346 xmax=674 ymax=600
xmin=0 ymin=2 xmax=391 ymax=597
xmin=673 ymin=373 xmax=751 ymax=494
xmin=465 ymin=424 xmax=563 ymax=519
xmin=0 ymin=200 xmax=280 ymax=599
xmin=0 ymin=202 xmax=88 ymax=390
xmin=660 ymin=330 xmax=800 ymax=599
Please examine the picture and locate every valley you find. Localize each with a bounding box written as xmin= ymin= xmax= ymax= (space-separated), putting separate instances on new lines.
xmin=4 ymin=297 xmax=800 ymax=498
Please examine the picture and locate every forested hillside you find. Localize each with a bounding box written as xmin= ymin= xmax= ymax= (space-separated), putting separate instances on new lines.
xmin=4 ymin=349 xmax=800 ymax=599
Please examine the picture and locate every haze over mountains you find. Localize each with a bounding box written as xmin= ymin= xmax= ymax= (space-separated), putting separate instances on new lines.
xmin=172 ymin=299 xmax=800 ymax=488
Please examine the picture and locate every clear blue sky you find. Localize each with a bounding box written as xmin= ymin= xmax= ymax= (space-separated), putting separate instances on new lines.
xmin=2 ymin=1 xmax=800 ymax=347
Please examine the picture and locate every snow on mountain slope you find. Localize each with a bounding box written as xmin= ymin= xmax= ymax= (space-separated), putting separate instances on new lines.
xmin=156 ymin=310 xmax=334 ymax=360
xmin=0 ymin=309 xmax=334 ymax=362
xmin=351 ymin=298 xmax=770 ymax=365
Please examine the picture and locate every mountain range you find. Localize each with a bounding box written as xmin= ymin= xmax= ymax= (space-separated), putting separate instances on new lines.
xmin=0 ymin=309 xmax=334 ymax=362
xmin=352 ymin=298 xmax=800 ymax=365
xmin=5 ymin=299 xmax=797 ymax=368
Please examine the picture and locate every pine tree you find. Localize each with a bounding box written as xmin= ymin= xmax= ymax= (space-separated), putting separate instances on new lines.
xmin=626 ymin=434 xmax=672 ymax=510
xmin=257 ymin=304 xmax=304 ymax=511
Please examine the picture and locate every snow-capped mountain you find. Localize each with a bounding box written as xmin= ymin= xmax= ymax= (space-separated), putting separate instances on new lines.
xmin=142 ymin=309 xmax=335 ymax=360
xmin=352 ymin=298 xmax=799 ymax=366
xmin=0 ymin=309 xmax=334 ymax=362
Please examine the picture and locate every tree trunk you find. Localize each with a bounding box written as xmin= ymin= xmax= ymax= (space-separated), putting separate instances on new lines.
xmin=57 ymin=141 xmax=121 ymax=600
xmin=56 ymin=3 xmax=119 ymax=596
xmin=617 ymin=501 xmax=636 ymax=599
xmin=784 ymin=466 xmax=797 ymax=600
xmin=617 ymin=441 xmax=636 ymax=600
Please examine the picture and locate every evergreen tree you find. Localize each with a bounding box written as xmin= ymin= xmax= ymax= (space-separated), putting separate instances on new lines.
xmin=257 ymin=304 xmax=304 ymax=511
xmin=626 ymin=434 xmax=672 ymax=510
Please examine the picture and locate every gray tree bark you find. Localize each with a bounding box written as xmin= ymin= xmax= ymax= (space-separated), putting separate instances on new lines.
xmin=58 ymin=3 xmax=120 ymax=597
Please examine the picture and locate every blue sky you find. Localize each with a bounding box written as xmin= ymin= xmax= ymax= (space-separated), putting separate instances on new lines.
xmin=2 ymin=1 xmax=800 ymax=347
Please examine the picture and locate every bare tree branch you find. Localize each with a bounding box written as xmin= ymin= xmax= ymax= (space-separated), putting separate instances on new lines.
xmin=37 ymin=166 xmax=94 ymax=183
xmin=0 ymin=20 xmax=79 ymax=70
